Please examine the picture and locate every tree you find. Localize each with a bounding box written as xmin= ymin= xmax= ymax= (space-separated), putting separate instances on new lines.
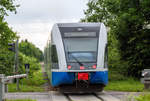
xmin=0 ymin=0 xmax=18 ymax=75
xmin=0 ymin=0 xmax=18 ymax=46
xmin=0 ymin=18 xmax=16 ymax=47
xmin=19 ymin=40 xmax=44 ymax=61
xmin=82 ymin=0 xmax=150 ymax=77
xmin=0 ymin=0 xmax=18 ymax=47
xmin=0 ymin=0 xmax=18 ymax=18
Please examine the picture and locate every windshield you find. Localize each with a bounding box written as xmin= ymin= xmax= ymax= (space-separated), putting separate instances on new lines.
xmin=64 ymin=38 xmax=98 ymax=62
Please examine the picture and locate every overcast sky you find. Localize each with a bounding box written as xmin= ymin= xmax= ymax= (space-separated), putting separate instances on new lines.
xmin=6 ymin=0 xmax=88 ymax=51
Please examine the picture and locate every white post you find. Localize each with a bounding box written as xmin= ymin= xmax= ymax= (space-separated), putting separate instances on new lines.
xmin=0 ymin=74 xmax=5 ymax=101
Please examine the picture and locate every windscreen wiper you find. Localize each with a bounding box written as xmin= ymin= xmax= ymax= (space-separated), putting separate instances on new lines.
xmin=68 ymin=52 xmax=83 ymax=66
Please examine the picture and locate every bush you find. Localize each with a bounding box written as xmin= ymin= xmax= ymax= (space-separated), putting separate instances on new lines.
xmin=0 ymin=49 xmax=14 ymax=75
xmin=19 ymin=54 xmax=45 ymax=86
xmin=0 ymin=50 xmax=40 ymax=76
xmin=21 ymin=70 xmax=46 ymax=86
xmin=108 ymin=70 xmax=127 ymax=81
xmin=108 ymin=31 xmax=129 ymax=80
xmin=19 ymin=53 xmax=41 ymax=76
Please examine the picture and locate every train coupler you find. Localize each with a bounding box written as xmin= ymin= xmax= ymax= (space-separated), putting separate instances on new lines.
xmin=75 ymin=72 xmax=89 ymax=88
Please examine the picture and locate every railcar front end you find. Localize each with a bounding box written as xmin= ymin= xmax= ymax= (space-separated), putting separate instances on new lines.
xmin=44 ymin=23 xmax=108 ymax=93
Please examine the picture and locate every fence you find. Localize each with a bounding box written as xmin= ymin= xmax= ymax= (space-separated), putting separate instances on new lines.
xmin=0 ymin=74 xmax=27 ymax=101
xmin=141 ymin=69 xmax=150 ymax=89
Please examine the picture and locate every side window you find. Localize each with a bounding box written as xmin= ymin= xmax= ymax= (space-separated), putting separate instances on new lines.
xmin=104 ymin=44 xmax=108 ymax=68
xmin=51 ymin=44 xmax=58 ymax=63
xmin=51 ymin=44 xmax=59 ymax=69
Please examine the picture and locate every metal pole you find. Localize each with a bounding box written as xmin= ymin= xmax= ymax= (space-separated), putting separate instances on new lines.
xmin=15 ymin=39 xmax=20 ymax=90
xmin=5 ymin=84 xmax=8 ymax=93
xmin=0 ymin=74 xmax=5 ymax=101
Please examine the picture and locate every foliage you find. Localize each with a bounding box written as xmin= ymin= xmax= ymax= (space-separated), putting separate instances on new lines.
xmin=82 ymin=0 xmax=150 ymax=77
xmin=19 ymin=40 xmax=43 ymax=61
xmin=0 ymin=49 xmax=14 ymax=75
xmin=0 ymin=18 xmax=16 ymax=76
xmin=0 ymin=0 xmax=18 ymax=18
xmin=18 ymin=53 xmax=41 ymax=76
xmin=0 ymin=18 xmax=16 ymax=47
xmin=0 ymin=0 xmax=17 ymax=47
xmin=21 ymin=69 xmax=46 ymax=86
xmin=107 ymin=30 xmax=128 ymax=76
xmin=105 ymin=78 xmax=144 ymax=92
xmin=0 ymin=0 xmax=17 ymax=75
xmin=108 ymin=70 xmax=127 ymax=81
xmin=0 ymin=49 xmax=41 ymax=76
xmin=6 ymin=99 xmax=36 ymax=101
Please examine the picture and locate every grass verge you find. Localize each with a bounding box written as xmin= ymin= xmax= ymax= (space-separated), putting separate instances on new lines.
xmin=135 ymin=94 xmax=150 ymax=101
xmin=105 ymin=78 xmax=144 ymax=92
xmin=8 ymin=83 xmax=44 ymax=92
xmin=8 ymin=68 xmax=46 ymax=92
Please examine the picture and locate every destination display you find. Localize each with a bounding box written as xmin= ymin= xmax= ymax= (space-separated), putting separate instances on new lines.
xmin=64 ymin=32 xmax=96 ymax=37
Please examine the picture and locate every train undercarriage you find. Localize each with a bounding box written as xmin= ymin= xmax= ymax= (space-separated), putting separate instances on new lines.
xmin=59 ymin=72 xmax=105 ymax=93
xmin=59 ymin=82 xmax=105 ymax=93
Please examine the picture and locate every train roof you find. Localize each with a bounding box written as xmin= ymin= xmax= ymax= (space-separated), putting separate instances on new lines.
xmin=54 ymin=23 xmax=103 ymax=27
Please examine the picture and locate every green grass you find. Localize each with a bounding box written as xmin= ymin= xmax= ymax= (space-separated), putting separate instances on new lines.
xmin=8 ymin=69 xmax=46 ymax=92
xmin=135 ymin=94 xmax=150 ymax=101
xmin=21 ymin=70 xmax=46 ymax=86
xmin=8 ymin=83 xmax=44 ymax=92
xmin=105 ymin=78 xmax=144 ymax=92
xmin=6 ymin=99 xmax=36 ymax=101
xmin=105 ymin=70 xmax=145 ymax=92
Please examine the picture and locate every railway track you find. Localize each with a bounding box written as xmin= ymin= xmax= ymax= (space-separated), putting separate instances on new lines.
xmin=50 ymin=91 xmax=120 ymax=101
xmin=41 ymin=63 xmax=121 ymax=101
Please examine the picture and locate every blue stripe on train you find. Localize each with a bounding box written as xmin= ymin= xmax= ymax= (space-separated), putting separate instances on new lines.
xmin=51 ymin=71 xmax=108 ymax=87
